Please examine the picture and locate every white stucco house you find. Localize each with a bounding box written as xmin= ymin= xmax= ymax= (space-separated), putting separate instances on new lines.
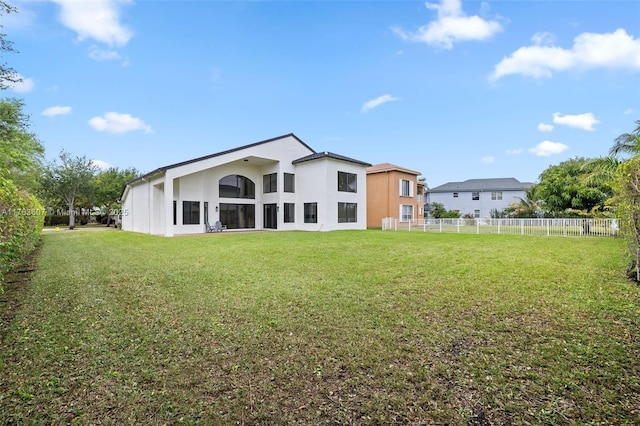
xmin=426 ymin=178 xmax=534 ymax=219
xmin=120 ymin=134 xmax=371 ymax=236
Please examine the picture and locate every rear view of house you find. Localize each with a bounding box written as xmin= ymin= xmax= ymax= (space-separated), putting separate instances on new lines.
xmin=366 ymin=163 xmax=425 ymax=228
xmin=120 ymin=134 xmax=370 ymax=236
xmin=426 ymin=178 xmax=534 ymax=219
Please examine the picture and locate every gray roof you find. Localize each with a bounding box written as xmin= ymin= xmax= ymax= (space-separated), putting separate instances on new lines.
xmin=292 ymin=151 xmax=371 ymax=167
xmin=428 ymin=178 xmax=534 ymax=193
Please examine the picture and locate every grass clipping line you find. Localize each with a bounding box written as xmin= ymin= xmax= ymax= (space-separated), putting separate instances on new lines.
xmin=0 ymin=230 xmax=638 ymax=424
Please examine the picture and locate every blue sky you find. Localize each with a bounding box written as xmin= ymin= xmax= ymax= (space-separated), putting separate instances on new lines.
xmin=3 ymin=0 xmax=639 ymax=187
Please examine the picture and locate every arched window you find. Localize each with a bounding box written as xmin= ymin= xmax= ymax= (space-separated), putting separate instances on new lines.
xmin=219 ymin=175 xmax=255 ymax=199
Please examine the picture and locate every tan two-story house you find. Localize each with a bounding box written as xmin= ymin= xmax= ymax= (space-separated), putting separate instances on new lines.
xmin=366 ymin=163 xmax=425 ymax=228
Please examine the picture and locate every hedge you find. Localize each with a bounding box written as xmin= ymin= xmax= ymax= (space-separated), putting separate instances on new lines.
xmin=0 ymin=177 xmax=45 ymax=293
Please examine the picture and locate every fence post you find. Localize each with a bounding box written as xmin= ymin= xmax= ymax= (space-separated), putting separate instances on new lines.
xmin=477 ymin=220 xmax=480 ymax=234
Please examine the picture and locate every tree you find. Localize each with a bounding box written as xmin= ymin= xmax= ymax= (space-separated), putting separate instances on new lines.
xmin=507 ymin=185 xmax=542 ymax=218
xmin=536 ymin=157 xmax=611 ymax=215
xmin=0 ymin=2 xmax=21 ymax=90
xmin=93 ymin=167 xmax=138 ymax=226
xmin=41 ymin=151 xmax=98 ymax=229
xmin=610 ymin=119 xmax=640 ymax=158
xmin=0 ymin=98 xmax=44 ymax=189
xmin=612 ymin=157 xmax=640 ymax=282
xmin=429 ymin=201 xmax=447 ymax=218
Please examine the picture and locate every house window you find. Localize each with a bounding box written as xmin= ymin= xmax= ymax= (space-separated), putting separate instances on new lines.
xmin=219 ymin=175 xmax=255 ymax=199
xmin=472 ymin=192 xmax=480 ymax=200
xmin=491 ymin=191 xmax=502 ymax=200
xmin=219 ymin=203 xmax=255 ymax=229
xmin=263 ymin=173 xmax=277 ymax=193
xmin=338 ymin=202 xmax=357 ymax=223
xmin=400 ymin=179 xmax=413 ymax=197
xmin=474 ymin=209 xmax=480 ymax=218
xmin=401 ymin=205 xmax=413 ymax=221
xmin=453 ymin=192 xmax=458 ymax=198
xmin=182 ymin=201 xmax=200 ymax=225
xmin=284 ymin=173 xmax=295 ymax=193
xmin=304 ymin=203 xmax=317 ymax=223
xmin=338 ymin=171 xmax=357 ymax=193
xmin=173 ymin=201 xmax=177 ymax=225
xmin=284 ymin=203 xmax=295 ymax=223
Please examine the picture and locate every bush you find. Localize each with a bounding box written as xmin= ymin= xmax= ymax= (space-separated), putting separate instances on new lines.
xmin=0 ymin=178 xmax=45 ymax=293
xmin=44 ymin=214 xmax=69 ymax=226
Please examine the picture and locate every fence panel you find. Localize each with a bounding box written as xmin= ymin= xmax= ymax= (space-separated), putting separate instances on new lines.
xmin=381 ymin=218 xmax=620 ymax=237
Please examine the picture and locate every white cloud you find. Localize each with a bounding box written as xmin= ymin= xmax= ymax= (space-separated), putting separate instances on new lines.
xmin=552 ymin=112 xmax=599 ymax=131
xmin=89 ymin=112 xmax=152 ymax=134
xmin=531 ymin=31 xmax=556 ymax=46
xmin=52 ymin=0 xmax=133 ymax=47
xmin=624 ymin=108 xmax=635 ymax=115
xmin=529 ymin=141 xmax=568 ymax=156
xmin=2 ymin=74 xmax=35 ymax=93
xmin=391 ymin=0 xmax=502 ymax=49
xmin=88 ymin=45 xmax=122 ymax=61
xmin=506 ymin=148 xmax=523 ymax=155
xmin=537 ymin=123 xmax=554 ymax=132
xmin=491 ymin=28 xmax=640 ymax=80
xmin=42 ymin=106 xmax=72 ymax=117
xmin=91 ymin=159 xmax=112 ymax=171
xmin=361 ymin=94 xmax=400 ymax=113
xmin=481 ymin=156 xmax=495 ymax=164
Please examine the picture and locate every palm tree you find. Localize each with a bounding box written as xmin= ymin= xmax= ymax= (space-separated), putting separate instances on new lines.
xmin=581 ymin=156 xmax=621 ymax=187
xmin=509 ymin=185 xmax=542 ymax=218
xmin=610 ymin=119 xmax=640 ymax=158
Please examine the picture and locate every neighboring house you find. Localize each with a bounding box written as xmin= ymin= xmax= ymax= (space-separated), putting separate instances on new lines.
xmin=120 ymin=134 xmax=370 ymax=236
xmin=366 ymin=163 xmax=425 ymax=227
xmin=426 ymin=178 xmax=534 ymax=219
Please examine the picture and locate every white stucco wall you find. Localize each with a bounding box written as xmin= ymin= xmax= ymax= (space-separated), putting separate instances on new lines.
xmin=121 ymin=136 xmax=369 ymax=235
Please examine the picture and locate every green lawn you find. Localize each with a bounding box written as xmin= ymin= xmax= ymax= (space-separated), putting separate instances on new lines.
xmin=1 ymin=230 xmax=638 ymax=424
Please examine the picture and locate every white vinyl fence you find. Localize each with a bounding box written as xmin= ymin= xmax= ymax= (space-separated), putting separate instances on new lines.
xmin=382 ymin=218 xmax=620 ymax=237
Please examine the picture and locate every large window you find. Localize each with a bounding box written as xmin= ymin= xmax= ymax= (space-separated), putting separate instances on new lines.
xmin=219 ymin=203 xmax=255 ymax=229
xmin=284 ymin=173 xmax=295 ymax=193
xmin=263 ymin=173 xmax=277 ymax=193
xmin=182 ymin=201 xmax=200 ymax=225
xmin=338 ymin=202 xmax=357 ymax=223
xmin=304 ymin=203 xmax=317 ymax=223
xmin=338 ymin=171 xmax=357 ymax=193
xmin=284 ymin=203 xmax=295 ymax=223
xmin=219 ymin=175 xmax=255 ymax=199
xmin=401 ymin=205 xmax=413 ymax=221
xmin=472 ymin=192 xmax=480 ymax=200
xmin=491 ymin=191 xmax=502 ymax=200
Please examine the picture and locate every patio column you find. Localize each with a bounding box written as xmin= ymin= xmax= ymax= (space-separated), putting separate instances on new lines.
xmin=164 ymin=174 xmax=174 ymax=237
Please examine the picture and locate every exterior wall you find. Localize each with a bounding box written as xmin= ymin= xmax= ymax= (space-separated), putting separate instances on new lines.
xmin=366 ymin=170 xmax=421 ymax=227
xmin=121 ymin=135 xmax=368 ymax=235
xmin=295 ymin=158 xmax=367 ymax=231
xmin=427 ymin=189 xmax=527 ymax=219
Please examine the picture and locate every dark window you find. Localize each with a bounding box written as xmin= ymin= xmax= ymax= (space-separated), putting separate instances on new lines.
xmin=219 ymin=175 xmax=255 ymax=199
xmin=284 ymin=173 xmax=295 ymax=193
xmin=304 ymin=203 xmax=317 ymax=223
xmin=472 ymin=192 xmax=480 ymax=200
xmin=263 ymin=173 xmax=277 ymax=193
xmin=284 ymin=203 xmax=295 ymax=223
xmin=453 ymin=192 xmax=459 ymax=198
xmin=173 ymin=201 xmax=177 ymax=225
xmin=219 ymin=203 xmax=255 ymax=229
xmin=182 ymin=201 xmax=200 ymax=225
xmin=400 ymin=179 xmax=411 ymax=197
xmin=338 ymin=171 xmax=357 ymax=193
xmin=338 ymin=202 xmax=357 ymax=223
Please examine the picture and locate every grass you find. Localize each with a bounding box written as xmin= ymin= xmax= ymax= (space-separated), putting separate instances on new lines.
xmin=0 ymin=229 xmax=638 ymax=425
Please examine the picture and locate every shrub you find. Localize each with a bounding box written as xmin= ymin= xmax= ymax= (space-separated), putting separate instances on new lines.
xmin=0 ymin=178 xmax=45 ymax=293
